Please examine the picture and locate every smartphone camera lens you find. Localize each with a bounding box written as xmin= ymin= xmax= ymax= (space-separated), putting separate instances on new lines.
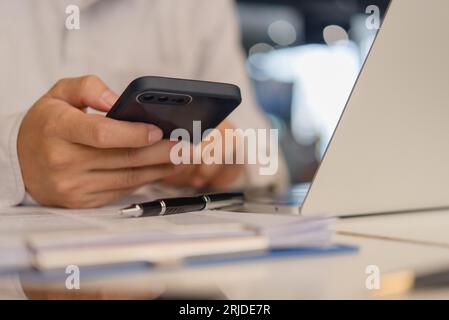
xmin=139 ymin=94 xmax=154 ymax=103
xmin=139 ymin=93 xmax=189 ymax=105
xmin=171 ymin=98 xmax=185 ymax=104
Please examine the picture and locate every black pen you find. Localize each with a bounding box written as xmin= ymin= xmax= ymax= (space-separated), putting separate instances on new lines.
xmin=119 ymin=192 xmax=244 ymax=218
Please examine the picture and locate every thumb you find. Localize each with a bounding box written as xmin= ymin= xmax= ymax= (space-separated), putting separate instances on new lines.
xmin=47 ymin=75 xmax=118 ymax=112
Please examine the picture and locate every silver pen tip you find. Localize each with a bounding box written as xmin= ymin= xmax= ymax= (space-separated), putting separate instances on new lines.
xmin=119 ymin=205 xmax=143 ymax=218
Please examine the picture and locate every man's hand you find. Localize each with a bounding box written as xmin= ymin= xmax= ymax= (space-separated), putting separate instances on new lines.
xmin=162 ymin=120 xmax=244 ymax=189
xmin=17 ymin=75 xmax=180 ymax=208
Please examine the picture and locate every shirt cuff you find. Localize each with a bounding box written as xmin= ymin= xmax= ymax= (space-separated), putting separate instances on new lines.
xmin=0 ymin=112 xmax=26 ymax=207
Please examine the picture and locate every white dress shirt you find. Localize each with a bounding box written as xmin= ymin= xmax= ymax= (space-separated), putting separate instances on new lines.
xmin=0 ymin=0 xmax=287 ymax=207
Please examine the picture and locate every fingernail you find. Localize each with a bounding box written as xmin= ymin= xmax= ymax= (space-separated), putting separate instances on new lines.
xmin=148 ymin=127 xmax=163 ymax=144
xmin=101 ymin=90 xmax=119 ymax=109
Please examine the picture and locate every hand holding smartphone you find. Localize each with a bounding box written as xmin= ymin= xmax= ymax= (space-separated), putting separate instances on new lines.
xmin=106 ymin=76 xmax=242 ymax=142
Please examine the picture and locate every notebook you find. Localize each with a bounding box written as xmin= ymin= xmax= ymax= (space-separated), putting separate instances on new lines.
xmin=0 ymin=205 xmax=354 ymax=273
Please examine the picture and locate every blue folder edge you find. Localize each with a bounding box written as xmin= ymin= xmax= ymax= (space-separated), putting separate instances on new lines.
xmin=18 ymin=244 xmax=358 ymax=284
xmin=186 ymin=243 xmax=359 ymax=267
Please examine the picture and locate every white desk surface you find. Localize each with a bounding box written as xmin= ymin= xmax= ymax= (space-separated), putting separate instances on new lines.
xmin=3 ymin=209 xmax=449 ymax=299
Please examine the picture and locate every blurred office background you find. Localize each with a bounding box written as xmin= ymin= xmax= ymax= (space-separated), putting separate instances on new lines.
xmin=235 ymin=0 xmax=390 ymax=183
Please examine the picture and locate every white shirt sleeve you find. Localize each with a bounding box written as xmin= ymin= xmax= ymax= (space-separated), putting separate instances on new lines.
xmin=0 ymin=112 xmax=26 ymax=206
xmin=193 ymin=0 xmax=289 ymax=191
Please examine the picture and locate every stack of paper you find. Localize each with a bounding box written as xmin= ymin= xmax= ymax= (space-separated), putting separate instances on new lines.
xmin=0 ymin=205 xmax=338 ymax=273
xmin=208 ymin=211 xmax=334 ymax=248
xmin=0 ymin=206 xmax=110 ymax=273
xmin=25 ymin=211 xmax=335 ymax=270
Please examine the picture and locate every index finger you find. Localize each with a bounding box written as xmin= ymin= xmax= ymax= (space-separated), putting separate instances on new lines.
xmin=57 ymin=107 xmax=163 ymax=148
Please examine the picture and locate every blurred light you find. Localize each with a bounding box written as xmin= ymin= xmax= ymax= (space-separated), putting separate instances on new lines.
xmin=350 ymin=14 xmax=378 ymax=61
xmin=248 ymin=42 xmax=274 ymax=71
xmin=249 ymin=42 xmax=274 ymax=56
xmin=323 ymin=25 xmax=349 ymax=45
xmin=267 ymin=20 xmax=297 ymax=46
xmin=255 ymin=43 xmax=361 ymax=156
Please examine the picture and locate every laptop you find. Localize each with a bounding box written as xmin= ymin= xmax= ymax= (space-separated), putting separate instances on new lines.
xmin=245 ymin=0 xmax=449 ymax=217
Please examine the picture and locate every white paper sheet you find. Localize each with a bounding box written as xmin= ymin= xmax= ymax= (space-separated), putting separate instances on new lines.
xmin=1 ymin=204 xmax=333 ymax=272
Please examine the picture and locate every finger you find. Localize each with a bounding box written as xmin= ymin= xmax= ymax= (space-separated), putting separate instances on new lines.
xmin=161 ymin=165 xmax=198 ymax=187
xmin=55 ymin=108 xmax=163 ymax=148
xmin=192 ymin=164 xmax=222 ymax=188
xmin=87 ymin=164 xmax=183 ymax=192
xmin=82 ymin=187 xmax=139 ymax=208
xmin=47 ymin=75 xmax=118 ymax=112
xmin=80 ymin=140 xmax=178 ymax=170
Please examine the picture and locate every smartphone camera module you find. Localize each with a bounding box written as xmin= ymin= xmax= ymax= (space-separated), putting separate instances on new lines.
xmin=138 ymin=93 xmax=154 ymax=103
xmin=137 ymin=91 xmax=192 ymax=105
xmin=157 ymin=96 xmax=169 ymax=103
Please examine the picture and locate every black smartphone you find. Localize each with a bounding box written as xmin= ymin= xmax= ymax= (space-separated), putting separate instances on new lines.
xmin=106 ymin=76 xmax=242 ymax=142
